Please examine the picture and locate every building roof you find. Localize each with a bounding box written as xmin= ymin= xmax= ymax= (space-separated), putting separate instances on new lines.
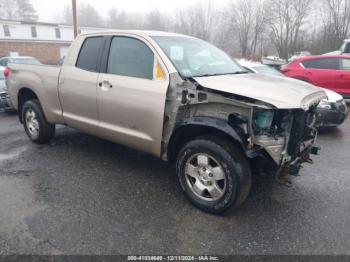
xmin=0 ymin=18 xmax=107 ymax=30
xmin=0 ymin=19 xmax=191 ymax=43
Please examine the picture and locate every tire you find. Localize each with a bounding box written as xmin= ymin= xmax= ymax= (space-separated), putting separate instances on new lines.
xmin=176 ymin=136 xmax=251 ymax=214
xmin=22 ymin=99 xmax=55 ymax=144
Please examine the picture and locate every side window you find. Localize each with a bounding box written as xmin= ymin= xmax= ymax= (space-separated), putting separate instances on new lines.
xmin=31 ymin=26 xmax=37 ymax=38
xmin=107 ymin=37 xmax=155 ymax=80
xmin=76 ymin=36 xmax=104 ymax=72
xmin=55 ymin=28 xmax=61 ymax=39
xmin=302 ymin=59 xmax=338 ymax=70
xmin=3 ymin=25 xmax=10 ymax=37
xmin=340 ymin=59 xmax=350 ymax=70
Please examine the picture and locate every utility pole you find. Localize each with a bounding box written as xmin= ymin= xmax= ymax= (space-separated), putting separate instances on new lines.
xmin=72 ymin=0 xmax=78 ymax=38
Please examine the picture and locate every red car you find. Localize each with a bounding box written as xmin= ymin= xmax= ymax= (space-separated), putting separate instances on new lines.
xmin=281 ymin=55 xmax=350 ymax=98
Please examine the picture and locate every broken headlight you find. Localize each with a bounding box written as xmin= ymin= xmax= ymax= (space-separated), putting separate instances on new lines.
xmin=253 ymin=109 xmax=293 ymax=136
xmin=317 ymin=100 xmax=332 ymax=110
xmin=253 ymin=109 xmax=274 ymax=132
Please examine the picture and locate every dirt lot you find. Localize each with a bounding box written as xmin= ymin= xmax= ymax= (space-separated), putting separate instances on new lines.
xmin=0 ymin=108 xmax=349 ymax=255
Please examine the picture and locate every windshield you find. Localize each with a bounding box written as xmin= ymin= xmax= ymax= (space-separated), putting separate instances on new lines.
xmin=253 ymin=66 xmax=284 ymax=77
xmin=152 ymin=36 xmax=246 ymax=78
xmin=11 ymin=58 xmax=41 ymax=65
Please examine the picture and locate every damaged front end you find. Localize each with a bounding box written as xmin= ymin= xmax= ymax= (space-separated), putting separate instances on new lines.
xmin=161 ymin=73 xmax=326 ymax=186
xmin=252 ymin=107 xmax=320 ymax=185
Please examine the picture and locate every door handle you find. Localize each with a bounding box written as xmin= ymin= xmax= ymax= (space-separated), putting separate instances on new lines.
xmin=99 ymin=81 xmax=113 ymax=88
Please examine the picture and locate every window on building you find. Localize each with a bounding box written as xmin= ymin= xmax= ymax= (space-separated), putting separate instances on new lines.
xmin=107 ymin=37 xmax=155 ymax=80
xmin=76 ymin=36 xmax=104 ymax=72
xmin=31 ymin=26 xmax=37 ymax=38
xmin=55 ymin=28 xmax=61 ymax=39
xmin=3 ymin=25 xmax=10 ymax=37
xmin=302 ymin=58 xmax=339 ymax=70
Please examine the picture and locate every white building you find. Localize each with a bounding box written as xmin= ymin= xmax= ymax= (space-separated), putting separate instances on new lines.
xmin=0 ymin=19 xmax=105 ymax=64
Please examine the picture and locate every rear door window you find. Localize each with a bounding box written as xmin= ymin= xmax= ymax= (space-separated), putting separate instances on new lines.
xmin=76 ymin=36 xmax=104 ymax=72
xmin=107 ymin=37 xmax=155 ymax=80
xmin=302 ymin=58 xmax=339 ymax=70
xmin=340 ymin=59 xmax=350 ymax=70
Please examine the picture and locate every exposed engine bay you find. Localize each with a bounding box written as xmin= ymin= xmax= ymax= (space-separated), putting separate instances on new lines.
xmin=162 ymin=74 xmax=325 ymax=186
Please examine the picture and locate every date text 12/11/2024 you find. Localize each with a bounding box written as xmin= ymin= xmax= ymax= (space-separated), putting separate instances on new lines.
xmin=127 ymin=255 xmax=220 ymax=261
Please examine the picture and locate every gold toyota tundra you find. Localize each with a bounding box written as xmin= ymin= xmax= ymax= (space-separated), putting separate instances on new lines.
xmin=6 ymin=31 xmax=327 ymax=213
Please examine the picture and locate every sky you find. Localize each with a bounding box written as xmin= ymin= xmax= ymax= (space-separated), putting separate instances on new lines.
xmin=31 ymin=0 xmax=226 ymax=23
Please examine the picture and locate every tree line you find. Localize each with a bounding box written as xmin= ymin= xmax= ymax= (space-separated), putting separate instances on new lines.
xmin=1 ymin=0 xmax=350 ymax=60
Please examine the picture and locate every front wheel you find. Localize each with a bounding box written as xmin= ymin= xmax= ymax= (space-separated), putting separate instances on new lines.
xmin=22 ymin=99 xmax=55 ymax=144
xmin=176 ymin=137 xmax=251 ymax=214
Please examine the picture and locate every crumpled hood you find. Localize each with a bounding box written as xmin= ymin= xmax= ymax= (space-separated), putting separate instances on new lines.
xmin=193 ymin=73 xmax=327 ymax=110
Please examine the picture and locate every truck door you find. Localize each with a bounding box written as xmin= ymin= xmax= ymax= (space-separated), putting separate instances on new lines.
xmin=59 ymin=36 xmax=104 ymax=135
xmin=97 ymin=35 xmax=169 ymax=156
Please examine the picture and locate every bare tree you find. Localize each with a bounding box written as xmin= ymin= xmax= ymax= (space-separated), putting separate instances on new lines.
xmin=323 ymin=0 xmax=350 ymax=48
xmin=15 ymin=0 xmax=38 ymax=21
xmin=62 ymin=4 xmax=72 ymax=24
xmin=77 ymin=3 xmax=103 ymax=27
xmin=174 ymin=0 xmax=217 ymax=41
xmin=0 ymin=0 xmax=18 ymax=20
xmin=0 ymin=0 xmax=38 ymax=21
xmin=106 ymin=8 xmax=130 ymax=29
xmin=144 ymin=9 xmax=171 ymax=31
xmin=268 ymin=0 xmax=313 ymax=60
xmin=226 ymin=0 xmax=269 ymax=58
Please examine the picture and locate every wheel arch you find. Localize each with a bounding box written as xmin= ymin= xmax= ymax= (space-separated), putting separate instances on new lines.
xmin=166 ymin=117 xmax=246 ymax=163
xmin=17 ymin=87 xmax=40 ymax=123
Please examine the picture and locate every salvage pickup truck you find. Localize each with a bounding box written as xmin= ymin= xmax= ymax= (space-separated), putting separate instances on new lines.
xmin=7 ymin=31 xmax=327 ymax=213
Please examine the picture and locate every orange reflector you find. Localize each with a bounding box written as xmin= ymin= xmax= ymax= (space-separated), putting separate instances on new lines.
xmin=156 ymin=63 xmax=165 ymax=80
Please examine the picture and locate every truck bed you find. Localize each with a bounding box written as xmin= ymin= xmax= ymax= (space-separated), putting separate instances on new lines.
xmin=7 ymin=63 xmax=64 ymax=123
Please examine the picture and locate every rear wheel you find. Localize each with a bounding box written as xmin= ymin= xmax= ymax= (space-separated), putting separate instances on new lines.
xmin=176 ymin=136 xmax=251 ymax=214
xmin=22 ymin=99 xmax=55 ymax=144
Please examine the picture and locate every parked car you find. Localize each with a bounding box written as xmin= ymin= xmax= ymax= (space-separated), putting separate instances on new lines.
xmin=0 ymin=56 xmax=41 ymax=67
xmin=6 ymin=31 xmax=326 ymax=213
xmin=324 ymin=39 xmax=350 ymax=56
xmin=240 ymin=60 xmax=348 ymax=128
xmin=340 ymin=39 xmax=350 ymax=55
xmin=281 ymin=55 xmax=350 ymax=98
xmin=261 ymin=56 xmax=286 ymax=68
xmin=0 ymin=56 xmax=41 ymax=111
xmin=0 ymin=67 xmax=13 ymax=111
xmin=289 ymin=51 xmax=311 ymax=62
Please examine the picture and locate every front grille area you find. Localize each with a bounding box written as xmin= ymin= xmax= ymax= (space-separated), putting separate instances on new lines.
xmin=287 ymin=109 xmax=317 ymax=159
